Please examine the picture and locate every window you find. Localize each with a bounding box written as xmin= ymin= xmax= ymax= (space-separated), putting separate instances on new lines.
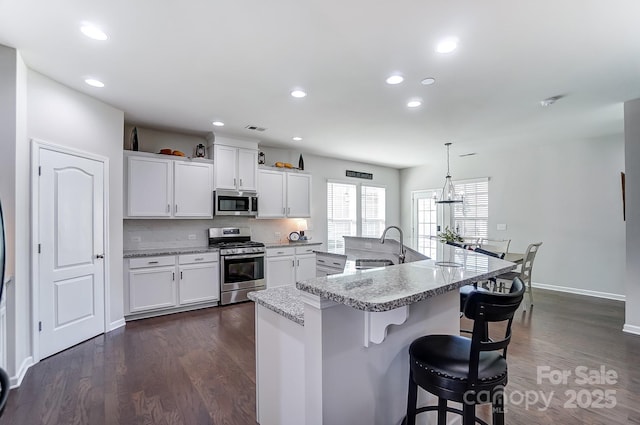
xmin=327 ymin=182 xmax=357 ymax=254
xmin=327 ymin=182 xmax=386 ymax=253
xmin=412 ymin=178 xmax=488 ymax=256
xmin=361 ymin=186 xmax=386 ymax=238
xmin=452 ymin=179 xmax=488 ymax=239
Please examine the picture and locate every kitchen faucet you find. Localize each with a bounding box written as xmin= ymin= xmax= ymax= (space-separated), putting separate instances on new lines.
xmin=379 ymin=225 xmax=406 ymax=264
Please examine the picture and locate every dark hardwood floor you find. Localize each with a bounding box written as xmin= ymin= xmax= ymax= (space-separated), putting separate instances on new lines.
xmin=3 ymin=289 xmax=640 ymax=424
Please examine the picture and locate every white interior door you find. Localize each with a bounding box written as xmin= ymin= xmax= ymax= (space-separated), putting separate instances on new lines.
xmin=38 ymin=147 xmax=105 ymax=359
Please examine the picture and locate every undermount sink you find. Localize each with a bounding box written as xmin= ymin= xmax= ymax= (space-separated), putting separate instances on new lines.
xmin=355 ymin=258 xmax=395 ymax=270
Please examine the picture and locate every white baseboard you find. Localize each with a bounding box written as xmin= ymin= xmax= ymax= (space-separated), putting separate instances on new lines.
xmin=10 ymin=355 xmax=33 ymax=388
xmin=109 ymin=318 xmax=126 ymax=332
xmin=623 ymin=324 xmax=640 ymax=335
xmin=532 ymin=282 xmax=625 ymax=302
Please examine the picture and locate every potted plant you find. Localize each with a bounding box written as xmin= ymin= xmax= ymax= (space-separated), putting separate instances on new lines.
xmin=437 ymin=226 xmax=464 ymax=244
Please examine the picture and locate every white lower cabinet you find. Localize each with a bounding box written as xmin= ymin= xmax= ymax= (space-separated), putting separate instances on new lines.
xmin=294 ymin=245 xmax=317 ymax=282
xmin=125 ymin=252 xmax=219 ymax=319
xmin=128 ymin=257 xmax=177 ymax=313
xmin=266 ymin=248 xmax=296 ymax=289
xmin=266 ymin=246 xmax=316 ymax=288
xmin=178 ymin=253 xmax=220 ymax=304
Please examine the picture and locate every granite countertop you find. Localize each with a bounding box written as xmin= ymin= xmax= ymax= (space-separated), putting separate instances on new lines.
xmin=263 ymin=241 xmax=323 ymax=248
xmin=248 ymin=286 xmax=305 ymax=326
xmin=123 ymin=246 xmax=219 ymax=258
xmin=295 ymin=244 xmax=517 ymax=312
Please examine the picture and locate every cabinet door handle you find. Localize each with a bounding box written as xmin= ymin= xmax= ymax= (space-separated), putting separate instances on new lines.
xmin=148 ymin=261 xmax=159 ymax=264
xmin=277 ymin=251 xmax=285 ymax=254
xmin=292 ymin=260 xmax=295 ymax=267
xmin=167 ymin=204 xmax=170 ymax=213
xmin=287 ymin=207 xmax=291 ymax=215
xmin=95 ymin=254 xmax=104 ymax=259
xmin=180 ymin=271 xmax=183 ymax=279
xmin=282 ymin=207 xmax=285 ymax=214
xmin=195 ymin=257 xmax=204 ymax=261
xmin=318 ymin=259 xmax=326 ymax=263
xmin=234 ymin=178 xmax=237 ymax=187
xmin=297 ymin=259 xmax=300 ymax=266
xmin=172 ymin=272 xmax=175 ymax=281
xmin=175 ymin=204 xmax=178 ymax=213
xmin=240 ymin=178 xmax=243 ymax=187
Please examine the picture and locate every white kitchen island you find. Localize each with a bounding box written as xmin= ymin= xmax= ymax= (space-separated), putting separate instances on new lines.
xmin=248 ymin=244 xmax=516 ymax=425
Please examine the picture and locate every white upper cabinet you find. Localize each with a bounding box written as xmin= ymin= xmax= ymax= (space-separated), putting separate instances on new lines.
xmin=125 ymin=152 xmax=213 ymax=219
xmin=238 ymin=149 xmax=258 ymax=191
xmin=214 ymin=144 xmax=258 ymax=191
xmin=174 ymin=161 xmax=213 ymax=217
xmin=257 ymin=170 xmax=286 ymax=218
xmin=127 ymin=155 xmax=173 ymax=217
xmin=257 ymin=169 xmax=311 ymax=218
xmin=287 ymin=173 xmax=312 ymax=218
xmin=213 ymin=145 xmax=238 ymax=190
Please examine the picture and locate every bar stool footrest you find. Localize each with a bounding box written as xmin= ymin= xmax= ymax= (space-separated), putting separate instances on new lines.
xmin=402 ymin=405 xmax=490 ymax=425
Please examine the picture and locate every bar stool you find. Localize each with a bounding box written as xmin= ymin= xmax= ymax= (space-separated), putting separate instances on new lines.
xmin=0 ymin=367 xmax=9 ymax=418
xmin=405 ymin=277 xmax=525 ymax=425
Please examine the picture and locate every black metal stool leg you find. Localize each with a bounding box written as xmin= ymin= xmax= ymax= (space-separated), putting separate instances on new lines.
xmin=462 ymin=402 xmax=476 ymax=425
xmin=437 ymin=398 xmax=447 ymax=425
xmin=406 ymin=370 xmax=417 ymax=425
xmin=493 ymin=390 xmax=505 ymax=425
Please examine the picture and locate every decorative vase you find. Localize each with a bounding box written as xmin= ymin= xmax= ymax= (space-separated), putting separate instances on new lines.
xmin=298 ymin=154 xmax=304 ymax=170
xmin=131 ymin=127 xmax=139 ymax=151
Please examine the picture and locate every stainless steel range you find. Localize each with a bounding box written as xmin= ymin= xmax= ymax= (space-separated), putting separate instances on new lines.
xmin=209 ymin=227 xmax=265 ymax=305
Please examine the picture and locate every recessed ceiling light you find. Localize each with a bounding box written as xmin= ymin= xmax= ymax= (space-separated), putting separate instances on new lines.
xmin=421 ymin=77 xmax=436 ymax=85
xmin=436 ymin=37 xmax=458 ymax=53
xmin=212 ymin=121 xmax=225 ymax=127
xmin=80 ymin=24 xmax=108 ymax=41
xmin=386 ymin=75 xmax=404 ymax=85
xmin=292 ymin=136 xmax=303 ymax=141
xmin=85 ymin=78 xmax=104 ymax=88
xmin=407 ymin=100 xmax=422 ymax=108
xmin=291 ymin=90 xmax=307 ymax=98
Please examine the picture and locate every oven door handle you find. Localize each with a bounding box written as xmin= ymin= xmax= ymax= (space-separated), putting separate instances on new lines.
xmin=222 ymin=253 xmax=265 ymax=260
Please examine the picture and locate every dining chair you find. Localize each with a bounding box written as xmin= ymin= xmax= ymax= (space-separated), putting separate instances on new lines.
xmin=478 ymin=238 xmax=511 ymax=255
xmin=460 ymin=247 xmax=505 ymax=310
xmin=493 ymin=242 xmax=542 ymax=310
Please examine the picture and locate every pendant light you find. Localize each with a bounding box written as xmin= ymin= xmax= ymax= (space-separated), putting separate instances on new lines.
xmin=436 ymin=142 xmax=463 ymax=204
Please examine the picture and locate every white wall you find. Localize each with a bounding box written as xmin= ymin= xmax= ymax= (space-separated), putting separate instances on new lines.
xmin=400 ymin=136 xmax=626 ymax=297
xmin=624 ymin=99 xmax=640 ymax=332
xmin=28 ymin=70 xmax=125 ymax=330
xmin=0 ymin=45 xmax=19 ymax=376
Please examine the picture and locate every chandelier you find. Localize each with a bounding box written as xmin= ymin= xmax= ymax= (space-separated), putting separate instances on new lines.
xmin=436 ymin=142 xmax=463 ymax=204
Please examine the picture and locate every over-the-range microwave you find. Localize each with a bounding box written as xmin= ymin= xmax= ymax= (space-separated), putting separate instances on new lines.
xmin=214 ymin=190 xmax=258 ymax=216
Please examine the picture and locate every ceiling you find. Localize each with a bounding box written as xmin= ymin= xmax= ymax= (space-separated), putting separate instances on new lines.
xmin=1 ymin=0 xmax=639 ymax=169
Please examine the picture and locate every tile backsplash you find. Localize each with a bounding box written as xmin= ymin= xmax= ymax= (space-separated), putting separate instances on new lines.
xmin=124 ymin=217 xmax=315 ymax=250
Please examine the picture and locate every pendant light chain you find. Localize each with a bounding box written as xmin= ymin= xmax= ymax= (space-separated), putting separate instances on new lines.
xmin=445 ymin=142 xmax=452 ymax=177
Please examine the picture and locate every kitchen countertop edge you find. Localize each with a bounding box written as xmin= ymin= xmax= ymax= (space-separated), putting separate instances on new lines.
xmin=295 ymin=255 xmax=516 ymax=312
xmin=123 ymin=247 xmax=220 ymax=258
xmin=248 ymin=286 xmax=304 ymax=326
xmin=263 ymin=241 xmax=323 ymax=248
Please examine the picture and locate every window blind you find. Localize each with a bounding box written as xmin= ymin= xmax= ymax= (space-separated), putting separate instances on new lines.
xmin=453 ymin=178 xmax=489 ymax=239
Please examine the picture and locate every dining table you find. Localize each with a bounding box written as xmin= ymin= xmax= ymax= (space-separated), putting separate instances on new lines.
xmin=503 ymin=252 xmax=524 ymax=264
